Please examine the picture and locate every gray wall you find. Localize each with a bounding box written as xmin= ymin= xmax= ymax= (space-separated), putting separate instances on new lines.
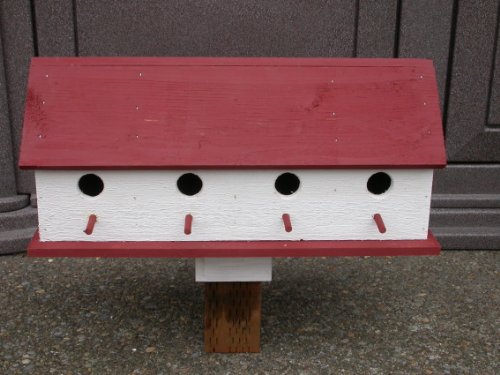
xmin=0 ymin=0 xmax=499 ymax=252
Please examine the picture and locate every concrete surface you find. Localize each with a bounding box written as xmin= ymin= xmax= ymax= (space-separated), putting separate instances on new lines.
xmin=0 ymin=251 xmax=498 ymax=374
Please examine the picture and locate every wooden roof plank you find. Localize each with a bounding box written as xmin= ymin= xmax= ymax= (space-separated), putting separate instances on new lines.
xmin=20 ymin=57 xmax=446 ymax=169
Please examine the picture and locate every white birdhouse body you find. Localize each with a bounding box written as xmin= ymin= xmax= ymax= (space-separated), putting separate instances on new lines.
xmin=35 ymin=169 xmax=433 ymax=242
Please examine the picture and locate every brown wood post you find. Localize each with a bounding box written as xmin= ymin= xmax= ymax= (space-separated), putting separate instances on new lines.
xmin=204 ymin=282 xmax=262 ymax=353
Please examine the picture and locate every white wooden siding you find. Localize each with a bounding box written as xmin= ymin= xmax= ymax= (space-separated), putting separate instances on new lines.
xmin=195 ymin=258 xmax=272 ymax=282
xmin=36 ymin=169 xmax=433 ymax=242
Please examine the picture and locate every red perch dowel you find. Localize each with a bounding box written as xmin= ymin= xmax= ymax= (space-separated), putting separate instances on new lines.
xmin=184 ymin=214 xmax=193 ymax=235
xmin=373 ymin=213 xmax=386 ymax=233
xmin=84 ymin=214 xmax=97 ymax=235
xmin=282 ymin=213 xmax=293 ymax=232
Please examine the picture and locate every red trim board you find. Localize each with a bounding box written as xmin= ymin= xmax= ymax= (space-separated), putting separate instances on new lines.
xmin=28 ymin=230 xmax=440 ymax=258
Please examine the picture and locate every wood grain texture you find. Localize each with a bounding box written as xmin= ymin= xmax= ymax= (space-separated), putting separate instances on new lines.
xmin=35 ymin=169 xmax=433 ymax=241
xmin=19 ymin=57 xmax=446 ymax=169
xmin=27 ymin=230 xmax=441 ymax=258
xmin=204 ymin=282 xmax=261 ymax=353
xmin=195 ymin=258 xmax=272 ymax=282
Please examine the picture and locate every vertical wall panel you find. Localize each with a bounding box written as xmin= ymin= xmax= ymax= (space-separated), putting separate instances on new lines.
xmin=34 ymin=0 xmax=76 ymax=56
xmin=0 ymin=26 xmax=17 ymax=198
xmin=487 ymin=21 xmax=500 ymax=125
xmin=356 ymin=0 xmax=398 ymax=57
xmin=75 ymin=0 xmax=356 ymax=57
xmin=446 ymin=0 xmax=500 ymax=161
xmin=398 ymin=0 xmax=453 ymax=110
xmin=0 ymin=0 xmax=35 ymax=193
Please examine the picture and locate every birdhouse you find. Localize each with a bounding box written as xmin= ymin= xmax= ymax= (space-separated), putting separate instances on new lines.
xmin=20 ymin=57 xmax=446 ymax=352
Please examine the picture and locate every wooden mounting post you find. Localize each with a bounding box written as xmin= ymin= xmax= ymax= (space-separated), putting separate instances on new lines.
xmin=204 ymin=282 xmax=262 ymax=353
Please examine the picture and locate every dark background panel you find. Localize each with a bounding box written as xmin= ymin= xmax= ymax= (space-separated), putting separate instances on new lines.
xmin=75 ymin=0 xmax=357 ymax=57
xmin=0 ymin=25 xmax=17 ymax=199
xmin=445 ymin=0 xmax=500 ymax=161
xmin=356 ymin=0 xmax=398 ymax=57
xmin=398 ymin=0 xmax=454 ymax=111
xmin=34 ymin=0 xmax=76 ymax=56
xmin=433 ymin=165 xmax=500 ymax=198
xmin=0 ymin=0 xmax=35 ymax=194
xmin=488 ymin=22 xmax=500 ymax=126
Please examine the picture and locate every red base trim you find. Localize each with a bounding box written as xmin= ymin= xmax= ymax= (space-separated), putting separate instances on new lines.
xmin=28 ymin=231 xmax=440 ymax=258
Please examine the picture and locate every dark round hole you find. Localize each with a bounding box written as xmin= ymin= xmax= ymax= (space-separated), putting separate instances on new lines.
xmin=78 ymin=174 xmax=104 ymax=197
xmin=367 ymin=172 xmax=392 ymax=195
xmin=275 ymin=173 xmax=300 ymax=195
xmin=177 ymin=173 xmax=203 ymax=196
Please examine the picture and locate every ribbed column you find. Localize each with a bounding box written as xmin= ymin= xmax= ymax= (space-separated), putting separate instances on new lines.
xmin=0 ymin=23 xmax=28 ymax=212
xmin=0 ymin=7 xmax=33 ymax=256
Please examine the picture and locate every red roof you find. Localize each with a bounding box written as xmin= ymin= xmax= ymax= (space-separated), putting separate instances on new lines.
xmin=20 ymin=57 xmax=446 ymax=169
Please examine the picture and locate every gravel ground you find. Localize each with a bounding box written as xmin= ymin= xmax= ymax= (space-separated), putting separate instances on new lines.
xmin=0 ymin=252 xmax=498 ymax=374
